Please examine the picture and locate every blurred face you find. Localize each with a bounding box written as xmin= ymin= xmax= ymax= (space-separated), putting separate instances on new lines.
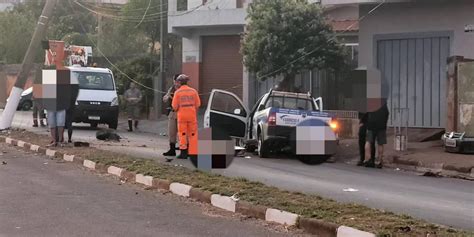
xmin=130 ymin=83 xmax=136 ymax=89
xmin=174 ymin=80 xmax=180 ymax=89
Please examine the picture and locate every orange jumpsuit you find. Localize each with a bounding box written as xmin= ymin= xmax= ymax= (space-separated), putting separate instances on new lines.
xmin=172 ymin=85 xmax=201 ymax=155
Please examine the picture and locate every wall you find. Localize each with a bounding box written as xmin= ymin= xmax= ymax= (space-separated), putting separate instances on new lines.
xmin=358 ymin=1 xmax=474 ymax=68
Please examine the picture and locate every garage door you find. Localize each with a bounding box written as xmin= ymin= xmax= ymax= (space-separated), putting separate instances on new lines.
xmin=201 ymin=35 xmax=243 ymax=105
xmin=377 ymin=36 xmax=450 ymax=128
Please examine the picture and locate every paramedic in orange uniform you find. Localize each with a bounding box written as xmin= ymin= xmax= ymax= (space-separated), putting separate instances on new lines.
xmin=172 ymin=74 xmax=201 ymax=159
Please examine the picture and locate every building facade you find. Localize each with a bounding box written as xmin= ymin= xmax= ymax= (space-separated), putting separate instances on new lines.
xmin=168 ymin=0 xmax=359 ymax=107
xmin=327 ymin=0 xmax=474 ymax=128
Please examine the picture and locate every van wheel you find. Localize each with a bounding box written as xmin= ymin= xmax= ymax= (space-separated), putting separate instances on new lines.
xmin=298 ymin=155 xmax=331 ymax=165
xmin=108 ymin=120 xmax=118 ymax=130
xmin=22 ymin=101 xmax=32 ymax=111
xmin=258 ymin=132 xmax=270 ymax=158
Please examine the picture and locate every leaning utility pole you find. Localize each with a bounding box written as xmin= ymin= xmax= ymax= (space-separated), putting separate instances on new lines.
xmin=155 ymin=0 xmax=165 ymax=119
xmin=0 ymin=0 xmax=57 ymax=130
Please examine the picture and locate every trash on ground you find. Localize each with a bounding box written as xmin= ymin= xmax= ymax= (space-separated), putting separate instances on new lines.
xmin=1 ymin=161 xmax=7 ymax=165
xmin=244 ymin=156 xmax=252 ymax=159
xmin=421 ymin=171 xmax=442 ymax=177
xmin=96 ymin=129 xmax=121 ymax=142
xmin=343 ymin=188 xmax=359 ymax=192
xmin=74 ymin=141 xmax=90 ymax=147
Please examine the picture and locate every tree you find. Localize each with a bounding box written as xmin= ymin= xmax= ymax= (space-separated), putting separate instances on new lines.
xmin=241 ymin=0 xmax=346 ymax=91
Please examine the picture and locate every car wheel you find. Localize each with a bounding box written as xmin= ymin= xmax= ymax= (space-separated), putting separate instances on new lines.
xmin=108 ymin=120 xmax=118 ymax=130
xmin=246 ymin=145 xmax=256 ymax=153
xmin=298 ymin=155 xmax=331 ymax=165
xmin=258 ymin=132 xmax=270 ymax=158
xmin=22 ymin=101 xmax=32 ymax=111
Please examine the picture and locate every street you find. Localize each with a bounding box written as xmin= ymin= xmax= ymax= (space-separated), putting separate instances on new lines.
xmin=0 ymin=143 xmax=299 ymax=237
xmin=7 ymin=111 xmax=474 ymax=230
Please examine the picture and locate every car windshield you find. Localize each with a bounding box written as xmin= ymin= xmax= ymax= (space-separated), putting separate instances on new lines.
xmin=73 ymin=71 xmax=114 ymax=90
xmin=265 ymin=96 xmax=315 ymax=111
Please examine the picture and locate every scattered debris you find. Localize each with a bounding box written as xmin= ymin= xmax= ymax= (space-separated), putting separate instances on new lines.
xmin=395 ymin=168 xmax=401 ymax=171
xmin=74 ymin=141 xmax=90 ymax=147
xmin=421 ymin=171 xmax=442 ymax=177
xmin=343 ymin=188 xmax=359 ymax=192
xmin=165 ymin=158 xmax=173 ymax=162
xmin=398 ymin=226 xmax=412 ymax=232
xmin=244 ymin=156 xmax=252 ymax=159
xmin=230 ymin=193 xmax=240 ymax=202
xmin=43 ymin=162 xmax=48 ymax=165
xmin=2 ymin=161 xmax=7 ymax=165
xmin=139 ymin=144 xmax=147 ymax=148
xmin=96 ymin=129 xmax=121 ymax=142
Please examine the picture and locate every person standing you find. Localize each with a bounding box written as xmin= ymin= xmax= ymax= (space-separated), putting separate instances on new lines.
xmin=124 ymin=82 xmax=143 ymax=132
xmin=162 ymin=74 xmax=180 ymax=157
xmin=32 ymin=95 xmax=46 ymax=128
xmin=172 ymin=74 xmax=201 ymax=159
xmin=365 ymin=102 xmax=390 ymax=168
xmin=64 ymin=82 xmax=80 ymax=143
xmin=357 ymin=112 xmax=368 ymax=166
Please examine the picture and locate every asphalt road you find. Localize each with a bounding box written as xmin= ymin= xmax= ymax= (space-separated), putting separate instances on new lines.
xmin=0 ymin=143 xmax=300 ymax=237
xmin=6 ymin=111 xmax=474 ymax=230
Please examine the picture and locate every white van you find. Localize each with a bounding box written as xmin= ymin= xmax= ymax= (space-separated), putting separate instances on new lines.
xmin=69 ymin=66 xmax=119 ymax=129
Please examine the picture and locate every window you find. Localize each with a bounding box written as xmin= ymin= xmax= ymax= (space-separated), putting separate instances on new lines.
xmin=264 ymin=96 xmax=315 ymax=111
xmin=73 ymin=72 xmax=114 ymax=91
xmin=177 ymin=0 xmax=187 ymax=11
xmin=211 ymin=92 xmax=246 ymax=117
xmin=236 ymin=0 xmax=245 ymax=8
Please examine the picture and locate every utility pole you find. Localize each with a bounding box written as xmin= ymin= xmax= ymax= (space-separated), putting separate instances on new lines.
xmin=0 ymin=0 xmax=57 ymax=130
xmin=156 ymin=0 xmax=165 ymax=119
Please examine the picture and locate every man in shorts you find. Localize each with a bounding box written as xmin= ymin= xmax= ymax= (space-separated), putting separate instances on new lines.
xmin=365 ymin=102 xmax=389 ymax=168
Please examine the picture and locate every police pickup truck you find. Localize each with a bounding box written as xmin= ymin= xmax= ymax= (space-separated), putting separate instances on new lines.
xmin=204 ymin=89 xmax=339 ymax=164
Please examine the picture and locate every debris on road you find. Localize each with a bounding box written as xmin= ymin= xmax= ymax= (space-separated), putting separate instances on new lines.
xmin=74 ymin=141 xmax=90 ymax=147
xmin=343 ymin=188 xmax=359 ymax=192
xmin=96 ymin=129 xmax=121 ymax=142
xmin=421 ymin=171 xmax=442 ymax=177
xmin=2 ymin=161 xmax=7 ymax=165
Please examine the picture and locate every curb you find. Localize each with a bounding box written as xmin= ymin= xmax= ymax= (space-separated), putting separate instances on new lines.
xmin=390 ymin=157 xmax=474 ymax=180
xmin=0 ymin=136 xmax=377 ymax=236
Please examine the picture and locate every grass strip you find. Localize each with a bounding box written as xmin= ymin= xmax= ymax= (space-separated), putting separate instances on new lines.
xmin=6 ymin=130 xmax=472 ymax=237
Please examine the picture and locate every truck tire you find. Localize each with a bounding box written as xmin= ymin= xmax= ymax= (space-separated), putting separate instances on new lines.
xmin=258 ymin=132 xmax=270 ymax=158
xmin=298 ymin=155 xmax=331 ymax=165
xmin=108 ymin=120 xmax=118 ymax=130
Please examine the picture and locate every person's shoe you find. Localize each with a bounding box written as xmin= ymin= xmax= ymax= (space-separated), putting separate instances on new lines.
xmin=163 ymin=143 xmax=177 ymax=156
xmin=128 ymin=120 xmax=133 ymax=132
xmin=46 ymin=141 xmax=57 ymax=147
xmin=40 ymin=120 xmax=46 ymax=127
xmin=134 ymin=121 xmax=139 ymax=129
xmin=364 ymin=160 xmax=375 ymax=168
xmin=376 ymin=162 xmax=383 ymax=169
xmin=357 ymin=160 xmax=365 ymax=166
xmin=33 ymin=120 xmax=38 ymax=128
xmin=176 ymin=149 xmax=188 ymax=159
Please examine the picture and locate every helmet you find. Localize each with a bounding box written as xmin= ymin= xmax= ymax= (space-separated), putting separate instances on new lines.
xmin=176 ymin=74 xmax=190 ymax=84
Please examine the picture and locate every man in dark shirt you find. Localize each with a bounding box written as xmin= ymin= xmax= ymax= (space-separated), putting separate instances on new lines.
xmin=357 ymin=112 xmax=368 ymax=166
xmin=365 ymin=102 xmax=390 ymax=168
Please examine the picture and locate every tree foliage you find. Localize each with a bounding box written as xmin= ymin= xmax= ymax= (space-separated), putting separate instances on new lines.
xmin=241 ymin=0 xmax=345 ymax=84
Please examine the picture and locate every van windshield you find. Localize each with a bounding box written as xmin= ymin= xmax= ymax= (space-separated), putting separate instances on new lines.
xmin=73 ymin=72 xmax=114 ymax=91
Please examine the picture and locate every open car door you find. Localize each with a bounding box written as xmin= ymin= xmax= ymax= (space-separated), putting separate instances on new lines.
xmin=204 ymin=89 xmax=248 ymax=139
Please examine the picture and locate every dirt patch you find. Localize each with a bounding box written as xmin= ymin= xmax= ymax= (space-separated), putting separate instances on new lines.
xmin=5 ymin=130 xmax=472 ymax=237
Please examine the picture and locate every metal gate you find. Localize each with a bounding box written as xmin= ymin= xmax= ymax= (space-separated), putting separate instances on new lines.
xmin=377 ymin=36 xmax=450 ymax=128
